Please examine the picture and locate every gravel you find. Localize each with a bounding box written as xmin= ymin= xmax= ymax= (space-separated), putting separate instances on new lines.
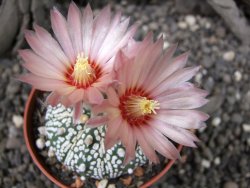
xmin=0 ymin=0 xmax=249 ymax=188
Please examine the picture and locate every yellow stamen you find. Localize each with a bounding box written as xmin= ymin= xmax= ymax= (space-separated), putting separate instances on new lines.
xmin=72 ymin=53 xmax=95 ymax=86
xmin=125 ymin=96 xmax=160 ymax=117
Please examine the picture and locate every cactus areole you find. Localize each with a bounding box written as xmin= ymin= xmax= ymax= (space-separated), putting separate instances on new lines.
xmin=45 ymin=104 xmax=147 ymax=180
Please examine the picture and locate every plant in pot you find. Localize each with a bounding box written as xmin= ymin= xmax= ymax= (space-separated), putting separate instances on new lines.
xmin=20 ymin=2 xmax=209 ymax=188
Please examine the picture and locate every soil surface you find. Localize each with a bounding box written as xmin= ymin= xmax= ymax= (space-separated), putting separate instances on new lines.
xmin=0 ymin=0 xmax=249 ymax=188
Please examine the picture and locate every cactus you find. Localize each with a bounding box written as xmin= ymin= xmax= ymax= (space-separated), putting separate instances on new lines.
xmin=45 ymin=104 xmax=147 ymax=180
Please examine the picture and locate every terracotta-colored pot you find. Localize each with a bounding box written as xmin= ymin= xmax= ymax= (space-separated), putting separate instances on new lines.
xmin=24 ymin=88 xmax=183 ymax=188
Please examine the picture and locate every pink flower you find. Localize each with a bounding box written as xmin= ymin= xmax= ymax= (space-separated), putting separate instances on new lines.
xmin=88 ymin=34 xmax=209 ymax=164
xmin=19 ymin=2 xmax=137 ymax=122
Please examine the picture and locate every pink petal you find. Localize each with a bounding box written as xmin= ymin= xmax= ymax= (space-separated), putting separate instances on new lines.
xmin=82 ymin=4 xmax=93 ymax=57
xmin=86 ymin=116 xmax=109 ymax=128
xmin=141 ymin=125 xmax=180 ymax=159
xmin=19 ymin=49 xmax=65 ymax=80
xmin=104 ymin=117 xmax=123 ymax=149
xmin=46 ymin=92 xmax=61 ymax=106
xmin=67 ymin=89 xmax=85 ymax=104
xmin=51 ymin=8 xmax=75 ymax=62
xmin=87 ymin=87 xmax=104 ymax=104
xmin=33 ymin=24 xmax=71 ymax=69
xmin=18 ymin=74 xmax=70 ymax=92
xmin=152 ymin=119 xmax=198 ymax=147
xmin=73 ymin=101 xmax=83 ymax=124
xmin=152 ymin=66 xmax=200 ymax=96
xmin=67 ymin=2 xmax=82 ymax=55
xmin=107 ymin=87 xmax=120 ymax=107
xmin=133 ymin=126 xmax=159 ymax=163
xmin=24 ymin=30 xmax=68 ymax=72
xmin=90 ymin=5 xmax=111 ymax=61
xmin=155 ymin=110 xmax=209 ymax=129
xmin=146 ymin=52 xmax=189 ymax=93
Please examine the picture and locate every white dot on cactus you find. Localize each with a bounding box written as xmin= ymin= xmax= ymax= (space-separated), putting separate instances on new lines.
xmin=87 ymin=155 xmax=92 ymax=161
xmin=84 ymin=135 xmax=93 ymax=146
xmin=79 ymin=164 xmax=86 ymax=172
xmin=94 ymin=130 xmax=98 ymax=136
xmin=74 ymin=147 xmax=79 ymax=152
xmin=96 ymin=135 xmax=101 ymax=141
xmin=77 ymin=125 xmax=82 ymax=131
xmin=90 ymin=161 xmax=96 ymax=165
xmin=36 ymin=138 xmax=45 ymax=149
xmin=48 ymin=148 xmax=55 ymax=158
xmin=57 ymin=127 xmax=65 ymax=135
xmin=117 ymin=159 xmax=122 ymax=164
xmin=94 ymin=153 xmax=98 ymax=159
xmin=45 ymin=140 xmax=51 ymax=147
xmin=128 ymin=168 xmax=133 ymax=174
xmin=106 ymin=154 xmax=111 ymax=160
xmin=117 ymin=148 xmax=125 ymax=157
xmin=93 ymin=143 xmax=99 ymax=150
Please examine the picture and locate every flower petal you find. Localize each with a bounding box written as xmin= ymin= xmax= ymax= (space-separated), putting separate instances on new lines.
xmin=107 ymin=87 xmax=120 ymax=107
xmin=86 ymin=116 xmax=109 ymax=128
xmin=87 ymin=87 xmax=104 ymax=104
xmin=73 ymin=101 xmax=83 ymax=124
xmin=51 ymin=7 xmax=75 ymax=62
xmin=67 ymin=2 xmax=82 ymax=55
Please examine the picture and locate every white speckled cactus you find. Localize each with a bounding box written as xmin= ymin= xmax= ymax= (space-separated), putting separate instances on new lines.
xmin=45 ymin=104 xmax=147 ymax=180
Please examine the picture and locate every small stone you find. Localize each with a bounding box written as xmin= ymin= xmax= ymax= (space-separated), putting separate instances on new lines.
xmin=214 ymin=157 xmax=221 ymax=165
xmin=36 ymin=138 xmax=45 ymax=149
xmin=107 ymin=184 xmax=116 ymax=188
xmin=242 ymin=124 xmax=250 ymax=132
xmin=223 ymin=51 xmax=235 ymax=61
xmin=223 ymin=181 xmax=239 ymax=188
xmin=38 ymin=126 xmax=46 ymax=135
xmin=234 ymin=71 xmax=242 ymax=82
xmin=134 ymin=166 xmax=144 ymax=177
xmin=136 ymin=181 xmax=144 ymax=187
xmin=194 ymin=73 xmax=202 ymax=84
xmin=12 ymin=115 xmax=23 ymax=128
xmin=80 ymin=114 xmax=89 ymax=123
xmin=201 ymin=159 xmax=211 ymax=168
xmin=71 ymin=177 xmax=84 ymax=188
xmin=177 ymin=21 xmax=188 ymax=29
xmin=120 ymin=176 xmax=132 ymax=186
xmin=212 ymin=117 xmax=221 ymax=127
xmin=185 ymin=15 xmax=196 ymax=26
xmin=97 ymin=179 xmax=108 ymax=188
xmin=6 ymin=137 xmax=21 ymax=149
xmin=48 ymin=149 xmax=55 ymax=158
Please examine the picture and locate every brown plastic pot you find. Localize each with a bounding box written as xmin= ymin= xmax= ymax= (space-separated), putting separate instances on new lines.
xmin=24 ymin=88 xmax=183 ymax=188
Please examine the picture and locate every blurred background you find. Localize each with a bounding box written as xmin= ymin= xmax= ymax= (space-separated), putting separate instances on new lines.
xmin=0 ymin=0 xmax=249 ymax=187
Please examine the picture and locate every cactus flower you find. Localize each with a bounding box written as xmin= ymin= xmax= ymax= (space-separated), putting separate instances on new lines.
xmin=88 ymin=34 xmax=209 ymax=164
xmin=19 ymin=2 xmax=137 ymax=122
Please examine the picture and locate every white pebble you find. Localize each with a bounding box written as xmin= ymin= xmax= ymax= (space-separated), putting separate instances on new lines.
xmin=36 ymin=138 xmax=45 ymax=149
xmin=234 ymin=71 xmax=242 ymax=82
xmin=80 ymin=114 xmax=89 ymax=123
xmin=212 ymin=117 xmax=221 ymax=127
xmin=98 ymin=179 xmax=108 ymax=188
xmin=223 ymin=51 xmax=235 ymax=61
xmin=201 ymin=159 xmax=211 ymax=168
xmin=80 ymin=176 xmax=86 ymax=181
xmin=214 ymin=157 xmax=221 ymax=165
xmin=84 ymin=135 xmax=93 ymax=146
xmin=243 ymin=124 xmax=250 ymax=132
xmin=38 ymin=126 xmax=46 ymax=135
xmin=195 ymin=73 xmax=202 ymax=84
xmin=185 ymin=15 xmax=196 ymax=26
xmin=12 ymin=115 xmax=23 ymax=128
xmin=178 ymin=21 xmax=187 ymax=29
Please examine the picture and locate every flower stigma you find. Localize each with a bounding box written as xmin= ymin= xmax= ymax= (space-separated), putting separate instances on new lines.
xmin=71 ymin=53 xmax=96 ymax=87
xmin=125 ymin=96 xmax=160 ymax=118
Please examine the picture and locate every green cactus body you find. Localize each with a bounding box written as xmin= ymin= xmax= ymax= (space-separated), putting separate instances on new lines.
xmin=45 ymin=104 xmax=147 ymax=180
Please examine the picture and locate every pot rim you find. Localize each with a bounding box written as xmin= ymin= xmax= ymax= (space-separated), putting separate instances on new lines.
xmin=24 ymin=88 xmax=183 ymax=188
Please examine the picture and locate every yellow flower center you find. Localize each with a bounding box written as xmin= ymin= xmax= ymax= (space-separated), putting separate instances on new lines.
xmin=125 ymin=96 xmax=160 ymax=117
xmin=71 ymin=53 xmax=95 ymax=87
